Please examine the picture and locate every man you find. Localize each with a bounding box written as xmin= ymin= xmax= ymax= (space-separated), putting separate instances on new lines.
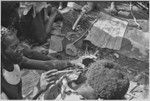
xmin=62 ymin=60 xmax=130 ymax=100
xmin=1 ymin=26 xmax=75 ymax=99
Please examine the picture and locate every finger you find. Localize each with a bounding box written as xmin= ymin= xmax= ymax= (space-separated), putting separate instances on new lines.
xmin=45 ymin=73 xmax=55 ymax=78
xmin=43 ymin=69 xmax=57 ymax=76
xmin=46 ymin=77 xmax=57 ymax=83
xmin=45 ymin=81 xmax=55 ymax=89
xmin=45 ymin=75 xmax=56 ymax=80
xmin=45 ymin=69 xmax=58 ymax=76
xmin=46 ymin=72 xmax=57 ymax=78
xmin=47 ymin=80 xmax=55 ymax=84
xmin=52 ymin=70 xmax=74 ymax=75
xmin=56 ymin=75 xmax=66 ymax=84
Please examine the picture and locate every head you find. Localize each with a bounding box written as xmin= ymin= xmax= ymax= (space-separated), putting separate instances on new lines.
xmin=52 ymin=20 xmax=63 ymax=30
xmin=70 ymin=60 xmax=129 ymax=100
xmin=1 ymin=27 xmax=23 ymax=64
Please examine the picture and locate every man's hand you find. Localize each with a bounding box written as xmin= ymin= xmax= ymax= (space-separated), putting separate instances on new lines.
xmin=40 ymin=69 xmax=58 ymax=91
xmin=70 ymin=60 xmax=85 ymax=69
xmin=45 ymin=60 xmax=76 ymax=70
xmin=45 ymin=6 xmax=58 ymax=34
xmin=81 ymin=2 xmax=94 ymax=13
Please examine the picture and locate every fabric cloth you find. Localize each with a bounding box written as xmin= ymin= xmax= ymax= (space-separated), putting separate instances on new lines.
xmin=118 ymin=20 xmax=149 ymax=62
xmin=1 ymin=66 xmax=23 ymax=99
xmin=49 ymin=35 xmax=64 ymax=52
xmin=3 ymin=64 xmax=21 ymax=85
xmin=85 ymin=12 xmax=128 ymax=50
xmin=21 ymin=70 xmax=40 ymax=98
xmin=1 ymin=92 xmax=8 ymax=99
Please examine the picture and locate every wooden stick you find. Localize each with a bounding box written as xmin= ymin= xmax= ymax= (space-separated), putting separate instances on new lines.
xmin=72 ymin=11 xmax=85 ymax=30
xmin=72 ymin=18 xmax=98 ymax=45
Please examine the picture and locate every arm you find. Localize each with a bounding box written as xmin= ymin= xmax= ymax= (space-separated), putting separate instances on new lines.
xmin=19 ymin=56 xmax=74 ymax=71
xmin=45 ymin=7 xmax=58 ymax=34
xmin=23 ymin=48 xmax=56 ymax=60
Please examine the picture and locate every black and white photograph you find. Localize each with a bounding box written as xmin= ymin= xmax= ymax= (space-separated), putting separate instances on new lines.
xmin=1 ymin=0 xmax=149 ymax=100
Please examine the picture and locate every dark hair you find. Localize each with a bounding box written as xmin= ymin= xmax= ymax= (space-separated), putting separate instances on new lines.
xmin=86 ymin=60 xmax=129 ymax=99
xmin=1 ymin=27 xmax=17 ymax=51
xmin=1 ymin=27 xmax=10 ymax=51
xmin=1 ymin=27 xmax=15 ymax=66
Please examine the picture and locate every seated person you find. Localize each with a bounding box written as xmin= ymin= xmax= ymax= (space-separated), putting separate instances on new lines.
xmin=17 ymin=2 xmax=64 ymax=45
xmin=64 ymin=60 xmax=130 ymax=100
xmin=1 ymin=26 xmax=75 ymax=99
xmin=1 ymin=1 xmax=63 ymax=45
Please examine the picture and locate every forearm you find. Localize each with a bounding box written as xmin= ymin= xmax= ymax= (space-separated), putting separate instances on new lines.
xmin=19 ymin=57 xmax=51 ymax=71
xmin=20 ymin=57 xmax=73 ymax=71
xmin=45 ymin=60 xmax=73 ymax=70
xmin=23 ymin=48 xmax=56 ymax=60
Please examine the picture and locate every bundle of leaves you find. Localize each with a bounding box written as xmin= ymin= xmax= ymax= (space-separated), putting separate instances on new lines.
xmin=86 ymin=60 xmax=130 ymax=99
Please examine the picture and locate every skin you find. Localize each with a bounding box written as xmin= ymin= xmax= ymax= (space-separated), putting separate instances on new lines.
xmin=81 ymin=2 xmax=94 ymax=13
xmin=22 ymin=48 xmax=56 ymax=61
xmin=45 ymin=7 xmax=58 ymax=34
xmin=69 ymin=80 xmax=98 ymax=100
xmin=3 ymin=30 xmax=74 ymax=71
xmin=32 ymin=69 xmax=59 ymax=99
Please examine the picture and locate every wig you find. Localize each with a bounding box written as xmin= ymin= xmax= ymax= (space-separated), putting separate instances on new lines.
xmin=86 ymin=60 xmax=129 ymax=99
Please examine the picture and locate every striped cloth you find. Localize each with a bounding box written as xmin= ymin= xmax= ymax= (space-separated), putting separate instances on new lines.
xmin=85 ymin=12 xmax=128 ymax=50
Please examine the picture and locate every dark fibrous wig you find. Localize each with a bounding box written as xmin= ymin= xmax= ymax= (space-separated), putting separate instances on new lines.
xmin=86 ymin=60 xmax=129 ymax=99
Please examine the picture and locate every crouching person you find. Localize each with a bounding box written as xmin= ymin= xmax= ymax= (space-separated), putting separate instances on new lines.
xmin=1 ymin=26 xmax=75 ymax=99
xmin=64 ymin=60 xmax=130 ymax=100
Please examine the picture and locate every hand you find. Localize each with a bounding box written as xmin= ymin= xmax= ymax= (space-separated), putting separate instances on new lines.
xmin=70 ymin=60 xmax=85 ymax=68
xmin=81 ymin=2 xmax=94 ymax=13
xmin=51 ymin=7 xmax=58 ymax=16
xmin=40 ymin=69 xmax=58 ymax=91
